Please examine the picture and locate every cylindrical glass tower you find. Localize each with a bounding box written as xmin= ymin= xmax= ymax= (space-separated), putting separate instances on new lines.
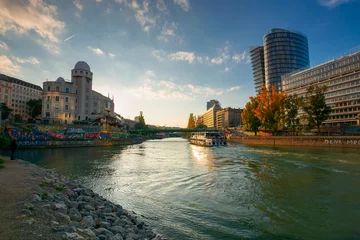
xmin=264 ymin=28 xmax=310 ymax=91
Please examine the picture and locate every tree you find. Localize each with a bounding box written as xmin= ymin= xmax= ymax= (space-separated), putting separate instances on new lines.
xmin=26 ymin=99 xmax=42 ymax=118
xmin=0 ymin=103 xmax=12 ymax=120
xmin=187 ymin=113 xmax=196 ymax=128
xmin=303 ymin=85 xmax=331 ymax=133
xmin=241 ymin=96 xmax=261 ymax=135
xmin=135 ymin=111 xmax=147 ymax=130
xmin=195 ymin=116 xmax=206 ymax=128
xmin=14 ymin=114 xmax=23 ymax=123
xmin=254 ymin=86 xmax=287 ymax=135
xmin=284 ymin=94 xmax=302 ymax=133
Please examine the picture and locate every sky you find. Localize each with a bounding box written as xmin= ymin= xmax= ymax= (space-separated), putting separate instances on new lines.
xmin=1 ymin=0 xmax=360 ymax=127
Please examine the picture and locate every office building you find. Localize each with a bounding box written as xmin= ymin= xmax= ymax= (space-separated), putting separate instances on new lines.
xmin=203 ymin=104 xmax=221 ymax=128
xmin=282 ymin=50 xmax=360 ymax=126
xmin=207 ymin=99 xmax=221 ymax=110
xmin=216 ymin=107 xmax=242 ymax=129
xmin=42 ymin=61 xmax=114 ymax=124
xmin=262 ymin=28 xmax=310 ymax=91
xmin=0 ymin=74 xmax=42 ymax=120
xmin=250 ymin=46 xmax=266 ymax=93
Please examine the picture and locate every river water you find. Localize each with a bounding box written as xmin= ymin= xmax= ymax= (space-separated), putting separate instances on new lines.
xmin=3 ymin=138 xmax=360 ymax=240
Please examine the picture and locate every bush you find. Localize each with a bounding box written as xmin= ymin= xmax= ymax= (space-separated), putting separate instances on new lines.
xmin=41 ymin=193 xmax=48 ymax=200
xmin=55 ymin=185 xmax=64 ymax=191
xmin=0 ymin=136 xmax=10 ymax=149
xmin=0 ymin=158 xmax=4 ymax=164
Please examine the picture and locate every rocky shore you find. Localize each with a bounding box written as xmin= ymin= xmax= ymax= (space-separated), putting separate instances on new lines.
xmin=0 ymin=157 xmax=164 ymax=240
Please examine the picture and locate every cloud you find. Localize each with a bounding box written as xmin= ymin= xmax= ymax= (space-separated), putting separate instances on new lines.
xmin=109 ymin=53 xmax=116 ymax=58
xmin=232 ymin=51 xmax=250 ymax=64
xmin=133 ymin=0 xmax=156 ymax=32
xmin=169 ymin=51 xmax=196 ymax=63
xmin=227 ymin=86 xmax=240 ymax=92
xmin=88 ymin=46 xmax=104 ymax=55
xmin=64 ymin=33 xmax=77 ymax=42
xmin=317 ymin=0 xmax=351 ymax=7
xmin=157 ymin=22 xmax=182 ymax=43
xmin=73 ymin=0 xmax=83 ymax=11
xmin=105 ymin=7 xmax=112 ymax=14
xmin=211 ymin=57 xmax=224 ymax=65
xmin=224 ymin=67 xmax=230 ymax=72
xmin=146 ymin=70 xmax=156 ymax=77
xmin=0 ymin=0 xmax=65 ymax=44
xmin=156 ymin=0 xmax=167 ymax=12
xmin=96 ymin=0 xmax=103 ymax=2
xmin=0 ymin=41 xmax=9 ymax=51
xmin=0 ymin=55 xmax=20 ymax=75
xmin=12 ymin=56 xmax=40 ymax=64
xmin=174 ymin=0 xmax=190 ymax=11
xmin=152 ymin=50 xmax=166 ymax=61
xmin=40 ymin=41 xmax=60 ymax=54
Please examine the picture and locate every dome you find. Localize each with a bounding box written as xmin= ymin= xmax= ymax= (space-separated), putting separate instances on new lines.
xmin=56 ymin=77 xmax=65 ymax=82
xmin=74 ymin=61 xmax=90 ymax=71
xmin=0 ymin=74 xmax=9 ymax=81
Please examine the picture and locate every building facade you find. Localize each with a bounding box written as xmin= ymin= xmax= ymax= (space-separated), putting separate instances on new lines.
xmin=203 ymin=104 xmax=221 ymax=128
xmin=282 ymin=50 xmax=360 ymax=126
xmin=206 ymin=99 xmax=220 ymax=110
xmin=42 ymin=61 xmax=114 ymax=124
xmin=0 ymin=74 xmax=42 ymax=120
xmin=264 ymin=28 xmax=310 ymax=91
xmin=250 ymin=46 xmax=266 ymax=93
xmin=216 ymin=107 xmax=242 ymax=129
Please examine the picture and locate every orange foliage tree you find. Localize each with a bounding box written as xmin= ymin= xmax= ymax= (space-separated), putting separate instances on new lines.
xmin=254 ymin=86 xmax=287 ymax=135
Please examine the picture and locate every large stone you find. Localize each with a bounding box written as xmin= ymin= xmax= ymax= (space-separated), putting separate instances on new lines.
xmin=69 ymin=201 xmax=79 ymax=210
xmin=53 ymin=202 xmax=68 ymax=214
xmin=53 ymin=226 xmax=76 ymax=233
xmin=111 ymin=234 xmax=124 ymax=240
xmin=84 ymin=204 xmax=95 ymax=211
xmin=109 ymin=226 xmax=126 ymax=236
xmin=94 ymin=228 xmax=114 ymax=237
xmin=62 ymin=233 xmax=84 ymax=240
xmin=76 ymin=228 xmax=97 ymax=239
xmin=55 ymin=212 xmax=71 ymax=224
xmin=99 ymin=221 xmax=111 ymax=229
xmin=32 ymin=194 xmax=41 ymax=203
xmin=81 ymin=216 xmax=96 ymax=228
xmin=69 ymin=208 xmax=82 ymax=222
xmin=73 ymin=188 xmax=84 ymax=193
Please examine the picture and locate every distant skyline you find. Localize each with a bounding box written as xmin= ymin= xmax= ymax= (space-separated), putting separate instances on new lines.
xmin=1 ymin=0 xmax=360 ymax=127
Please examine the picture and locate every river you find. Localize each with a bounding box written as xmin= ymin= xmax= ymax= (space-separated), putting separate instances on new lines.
xmin=2 ymin=138 xmax=360 ymax=240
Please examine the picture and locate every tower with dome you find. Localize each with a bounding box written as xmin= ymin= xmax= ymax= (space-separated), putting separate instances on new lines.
xmin=41 ymin=61 xmax=114 ymax=124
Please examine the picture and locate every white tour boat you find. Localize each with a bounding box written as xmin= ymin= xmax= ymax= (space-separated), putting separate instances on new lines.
xmin=190 ymin=132 xmax=227 ymax=147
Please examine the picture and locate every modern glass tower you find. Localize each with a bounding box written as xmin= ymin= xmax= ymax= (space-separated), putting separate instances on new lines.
xmin=250 ymin=46 xmax=266 ymax=93
xmin=264 ymin=28 xmax=310 ymax=91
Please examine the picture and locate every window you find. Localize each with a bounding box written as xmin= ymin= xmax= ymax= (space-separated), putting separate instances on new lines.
xmin=47 ymin=86 xmax=50 ymax=91
xmin=56 ymin=86 xmax=60 ymax=91
xmin=65 ymin=113 xmax=68 ymax=118
xmin=65 ymin=105 xmax=68 ymax=110
xmin=47 ymin=96 xmax=50 ymax=101
xmin=46 ymin=112 xmax=50 ymax=117
xmin=55 ymin=96 xmax=59 ymax=101
xmin=4 ymin=95 xmax=8 ymax=100
xmin=65 ymin=97 xmax=68 ymax=102
xmin=46 ymin=104 xmax=49 ymax=110
xmin=5 ymin=89 xmax=8 ymax=93
xmin=55 ymin=113 xmax=59 ymax=118
xmin=65 ymin=88 xmax=69 ymax=93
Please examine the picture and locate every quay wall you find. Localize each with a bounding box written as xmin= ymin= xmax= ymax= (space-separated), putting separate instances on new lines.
xmin=228 ymin=136 xmax=360 ymax=148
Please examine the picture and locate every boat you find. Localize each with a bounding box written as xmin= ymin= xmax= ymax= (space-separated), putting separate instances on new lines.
xmin=189 ymin=132 xmax=227 ymax=147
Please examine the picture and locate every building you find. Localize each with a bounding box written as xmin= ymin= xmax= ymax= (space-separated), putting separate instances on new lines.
xmin=42 ymin=61 xmax=114 ymax=124
xmin=263 ymin=28 xmax=310 ymax=91
xmin=203 ymin=104 xmax=221 ymax=128
xmin=250 ymin=46 xmax=266 ymax=93
xmin=207 ymin=99 xmax=221 ymax=110
xmin=0 ymin=74 xmax=42 ymax=120
xmin=216 ymin=107 xmax=242 ymax=129
xmin=282 ymin=50 xmax=360 ymax=126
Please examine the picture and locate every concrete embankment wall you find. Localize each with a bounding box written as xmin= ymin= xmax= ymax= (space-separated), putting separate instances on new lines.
xmin=228 ymin=136 xmax=360 ymax=148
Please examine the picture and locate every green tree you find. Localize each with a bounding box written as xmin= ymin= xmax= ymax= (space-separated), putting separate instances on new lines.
xmin=241 ymin=96 xmax=261 ymax=136
xmin=187 ymin=113 xmax=196 ymax=128
xmin=135 ymin=111 xmax=147 ymax=130
xmin=303 ymin=85 xmax=332 ymax=133
xmin=0 ymin=103 xmax=12 ymax=120
xmin=14 ymin=114 xmax=23 ymax=123
xmin=26 ymin=99 xmax=42 ymax=118
xmin=284 ymin=94 xmax=301 ymax=133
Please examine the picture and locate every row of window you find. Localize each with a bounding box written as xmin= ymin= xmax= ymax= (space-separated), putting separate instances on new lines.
xmin=327 ymin=80 xmax=360 ymax=93
xmin=264 ymin=40 xmax=308 ymax=51
xmin=12 ymin=83 xmax=41 ymax=93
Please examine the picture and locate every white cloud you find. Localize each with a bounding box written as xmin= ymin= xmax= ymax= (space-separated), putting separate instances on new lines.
xmin=133 ymin=0 xmax=156 ymax=32
xmin=232 ymin=54 xmax=241 ymax=63
xmin=169 ymin=51 xmax=196 ymax=63
xmin=232 ymin=51 xmax=250 ymax=64
xmin=0 ymin=41 xmax=9 ymax=51
xmin=146 ymin=70 xmax=156 ymax=77
xmin=157 ymin=22 xmax=181 ymax=43
xmin=96 ymin=0 xmax=103 ymax=2
xmin=227 ymin=86 xmax=240 ymax=92
xmin=211 ymin=57 xmax=224 ymax=65
xmin=318 ymin=0 xmax=351 ymax=7
xmin=12 ymin=56 xmax=40 ymax=64
xmin=40 ymin=41 xmax=60 ymax=54
xmin=0 ymin=0 xmax=65 ymax=43
xmin=156 ymin=0 xmax=167 ymax=12
xmin=105 ymin=8 xmax=112 ymax=14
xmin=224 ymin=67 xmax=230 ymax=72
xmin=0 ymin=55 xmax=20 ymax=75
xmin=152 ymin=50 xmax=166 ymax=61
xmin=109 ymin=53 xmax=116 ymax=58
xmin=73 ymin=0 xmax=83 ymax=11
xmin=88 ymin=46 xmax=104 ymax=55
xmin=174 ymin=0 xmax=190 ymax=11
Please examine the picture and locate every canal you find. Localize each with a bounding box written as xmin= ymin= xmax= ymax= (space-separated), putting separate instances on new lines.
xmin=2 ymin=138 xmax=360 ymax=240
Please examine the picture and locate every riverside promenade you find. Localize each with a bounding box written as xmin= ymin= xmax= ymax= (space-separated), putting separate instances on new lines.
xmin=229 ymin=136 xmax=360 ymax=148
xmin=0 ymin=157 xmax=163 ymax=240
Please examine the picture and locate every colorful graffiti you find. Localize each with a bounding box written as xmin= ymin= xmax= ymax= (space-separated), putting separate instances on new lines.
xmin=86 ymin=132 xmax=99 ymax=139
xmin=7 ymin=128 xmax=47 ymax=141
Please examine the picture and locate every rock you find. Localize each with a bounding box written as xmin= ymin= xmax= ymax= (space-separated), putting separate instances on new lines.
xmin=50 ymin=221 xmax=60 ymax=227
xmin=53 ymin=202 xmax=68 ymax=214
xmin=69 ymin=208 xmax=82 ymax=222
xmin=62 ymin=233 xmax=85 ymax=240
xmin=77 ymin=228 xmax=97 ymax=238
xmin=78 ymin=201 xmax=88 ymax=210
xmin=81 ymin=216 xmax=96 ymax=228
xmin=53 ymin=226 xmax=76 ymax=233
xmin=84 ymin=204 xmax=95 ymax=211
xmin=21 ymin=209 xmax=33 ymax=216
xmin=94 ymin=228 xmax=114 ymax=237
xmin=69 ymin=201 xmax=79 ymax=210
xmin=73 ymin=188 xmax=84 ymax=193
xmin=116 ymin=208 xmax=123 ymax=217
xmin=111 ymin=234 xmax=124 ymax=240
xmin=71 ymin=221 xmax=81 ymax=228
xmin=24 ymin=218 xmax=35 ymax=225
xmin=32 ymin=194 xmax=41 ymax=203
xmin=98 ymin=235 xmax=107 ymax=240
xmin=109 ymin=226 xmax=125 ymax=236
xmin=99 ymin=221 xmax=111 ymax=229
xmin=65 ymin=188 xmax=77 ymax=198
xmin=55 ymin=212 xmax=71 ymax=224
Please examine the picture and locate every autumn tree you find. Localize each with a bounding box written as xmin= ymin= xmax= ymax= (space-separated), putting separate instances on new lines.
xmin=195 ymin=116 xmax=206 ymax=128
xmin=135 ymin=111 xmax=147 ymax=130
xmin=187 ymin=113 xmax=196 ymax=128
xmin=241 ymin=96 xmax=261 ymax=135
xmin=254 ymin=86 xmax=287 ymax=135
xmin=284 ymin=94 xmax=302 ymax=133
xmin=303 ymin=85 xmax=331 ymax=133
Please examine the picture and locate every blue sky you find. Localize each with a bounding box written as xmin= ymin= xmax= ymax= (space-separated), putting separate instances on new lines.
xmin=1 ymin=0 xmax=360 ymax=127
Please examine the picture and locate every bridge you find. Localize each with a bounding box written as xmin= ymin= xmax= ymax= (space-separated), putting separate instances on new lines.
xmin=129 ymin=128 xmax=220 ymax=134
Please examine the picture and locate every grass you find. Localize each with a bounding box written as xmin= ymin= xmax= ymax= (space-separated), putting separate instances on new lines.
xmin=41 ymin=193 xmax=48 ymax=200
xmin=39 ymin=183 xmax=46 ymax=188
xmin=27 ymin=205 xmax=34 ymax=211
xmin=55 ymin=185 xmax=64 ymax=192
xmin=0 ymin=158 xmax=5 ymax=164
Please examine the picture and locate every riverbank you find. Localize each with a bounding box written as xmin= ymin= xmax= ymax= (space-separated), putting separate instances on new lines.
xmin=0 ymin=156 xmax=163 ymax=240
xmin=229 ymin=136 xmax=360 ymax=148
